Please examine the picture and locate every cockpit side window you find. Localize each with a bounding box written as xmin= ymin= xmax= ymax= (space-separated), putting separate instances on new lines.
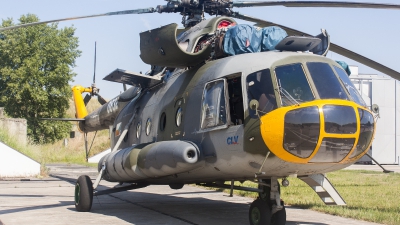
xmin=247 ymin=69 xmax=277 ymax=116
xmin=275 ymin=63 xmax=315 ymax=106
xmin=307 ymin=62 xmax=349 ymax=100
xmin=334 ymin=66 xmax=367 ymax=106
xmin=201 ymin=79 xmax=227 ymax=129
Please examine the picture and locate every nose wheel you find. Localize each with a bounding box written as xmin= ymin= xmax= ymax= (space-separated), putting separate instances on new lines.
xmin=249 ymin=178 xmax=286 ymax=225
xmin=249 ymin=198 xmax=271 ymax=225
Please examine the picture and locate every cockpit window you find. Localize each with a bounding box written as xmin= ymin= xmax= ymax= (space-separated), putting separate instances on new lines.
xmin=307 ymin=62 xmax=349 ymax=100
xmin=275 ymin=63 xmax=315 ymax=106
xmin=201 ymin=79 xmax=227 ymax=129
xmin=247 ymin=69 xmax=277 ymax=116
xmin=334 ymin=66 xmax=367 ymax=107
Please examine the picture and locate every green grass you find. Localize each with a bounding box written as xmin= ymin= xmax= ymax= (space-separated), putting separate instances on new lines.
xmin=211 ymin=170 xmax=400 ymax=225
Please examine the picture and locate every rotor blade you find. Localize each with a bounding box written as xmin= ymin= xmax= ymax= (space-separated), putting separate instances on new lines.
xmin=41 ymin=118 xmax=85 ymax=121
xmin=94 ymin=42 xmax=97 ymax=84
xmin=83 ymin=94 xmax=91 ymax=106
xmin=232 ymin=1 xmax=400 ymax=9
xmin=232 ymin=13 xmax=309 ymax=36
xmin=329 ymin=43 xmax=400 ymax=80
xmin=97 ymin=94 xmax=107 ymax=105
xmin=0 ymin=7 xmax=155 ymax=31
xmin=231 ymin=13 xmax=400 ymax=80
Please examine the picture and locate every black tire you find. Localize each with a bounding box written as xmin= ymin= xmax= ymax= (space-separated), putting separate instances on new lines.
xmin=74 ymin=175 xmax=93 ymax=212
xmin=271 ymin=204 xmax=286 ymax=225
xmin=169 ymin=183 xmax=184 ymax=190
xmin=249 ymin=198 xmax=272 ymax=225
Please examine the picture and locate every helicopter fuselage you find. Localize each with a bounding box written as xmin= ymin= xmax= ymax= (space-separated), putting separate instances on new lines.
xmin=98 ymin=50 xmax=374 ymax=185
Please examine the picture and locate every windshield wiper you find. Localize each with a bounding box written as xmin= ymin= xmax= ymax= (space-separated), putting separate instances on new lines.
xmin=277 ymin=79 xmax=300 ymax=106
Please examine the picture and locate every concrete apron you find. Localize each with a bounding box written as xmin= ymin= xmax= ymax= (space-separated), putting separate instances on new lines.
xmin=0 ymin=164 xmax=383 ymax=225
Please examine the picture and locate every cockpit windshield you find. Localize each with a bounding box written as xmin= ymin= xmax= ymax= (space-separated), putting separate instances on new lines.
xmin=275 ymin=63 xmax=315 ymax=106
xmin=307 ymin=62 xmax=349 ymax=101
xmin=247 ymin=61 xmax=366 ymax=110
xmin=333 ymin=66 xmax=367 ymax=107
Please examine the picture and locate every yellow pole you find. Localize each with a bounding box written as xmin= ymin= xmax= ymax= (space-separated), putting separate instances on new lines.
xmin=71 ymin=85 xmax=92 ymax=119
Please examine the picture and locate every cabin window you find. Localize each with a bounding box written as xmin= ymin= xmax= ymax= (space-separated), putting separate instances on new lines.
xmin=201 ymin=79 xmax=227 ymax=129
xmin=146 ymin=118 xmax=152 ymax=136
xmin=307 ymin=62 xmax=349 ymax=100
xmin=136 ymin=122 xmax=141 ymax=139
xmin=275 ymin=63 xmax=315 ymax=106
xmin=247 ymin=69 xmax=277 ymax=117
xmin=334 ymin=66 xmax=366 ymax=106
xmin=176 ymin=107 xmax=182 ymax=127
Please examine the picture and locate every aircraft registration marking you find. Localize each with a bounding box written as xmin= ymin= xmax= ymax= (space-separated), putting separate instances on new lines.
xmin=227 ymin=136 xmax=239 ymax=145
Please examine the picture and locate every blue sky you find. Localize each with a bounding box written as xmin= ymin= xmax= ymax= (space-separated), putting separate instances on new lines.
xmin=1 ymin=0 xmax=399 ymax=99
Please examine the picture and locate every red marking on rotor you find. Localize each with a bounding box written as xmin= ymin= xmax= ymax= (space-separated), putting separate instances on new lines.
xmin=217 ymin=20 xmax=235 ymax=29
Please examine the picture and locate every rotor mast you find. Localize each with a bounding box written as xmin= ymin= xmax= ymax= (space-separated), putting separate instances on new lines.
xmin=156 ymin=0 xmax=234 ymax=28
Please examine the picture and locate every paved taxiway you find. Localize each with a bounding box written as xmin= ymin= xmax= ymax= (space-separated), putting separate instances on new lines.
xmin=0 ymin=164 xmax=388 ymax=225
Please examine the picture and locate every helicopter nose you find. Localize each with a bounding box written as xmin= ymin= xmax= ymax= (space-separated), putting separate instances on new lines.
xmin=260 ymin=100 xmax=375 ymax=164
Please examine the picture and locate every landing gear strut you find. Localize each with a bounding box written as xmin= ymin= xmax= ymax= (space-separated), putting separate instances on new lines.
xmin=249 ymin=178 xmax=286 ymax=225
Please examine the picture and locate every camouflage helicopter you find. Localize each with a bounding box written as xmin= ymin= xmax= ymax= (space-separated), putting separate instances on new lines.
xmin=2 ymin=1 xmax=400 ymax=225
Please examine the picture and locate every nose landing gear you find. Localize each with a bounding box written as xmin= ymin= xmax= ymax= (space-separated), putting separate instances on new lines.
xmin=249 ymin=178 xmax=286 ymax=225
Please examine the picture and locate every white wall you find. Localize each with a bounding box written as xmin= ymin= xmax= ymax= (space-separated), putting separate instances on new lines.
xmin=351 ymin=72 xmax=399 ymax=164
xmin=0 ymin=141 xmax=40 ymax=178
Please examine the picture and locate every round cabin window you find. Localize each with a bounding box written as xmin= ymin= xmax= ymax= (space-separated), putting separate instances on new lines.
xmin=176 ymin=107 xmax=182 ymax=127
xmin=146 ymin=118 xmax=151 ymax=136
xmin=136 ymin=122 xmax=141 ymax=139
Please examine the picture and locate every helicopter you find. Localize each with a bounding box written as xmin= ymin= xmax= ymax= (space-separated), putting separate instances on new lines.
xmin=2 ymin=1 xmax=400 ymax=225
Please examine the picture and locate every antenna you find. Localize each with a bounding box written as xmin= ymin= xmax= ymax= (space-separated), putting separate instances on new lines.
xmin=93 ymin=41 xmax=97 ymax=84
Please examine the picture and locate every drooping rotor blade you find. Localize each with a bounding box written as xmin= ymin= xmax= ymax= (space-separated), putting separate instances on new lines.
xmin=232 ymin=1 xmax=400 ymax=9
xmin=83 ymin=94 xmax=91 ymax=106
xmin=329 ymin=44 xmax=400 ymax=80
xmin=0 ymin=8 xmax=155 ymax=31
xmin=231 ymin=13 xmax=400 ymax=80
xmin=93 ymin=42 xmax=97 ymax=84
xmin=41 ymin=118 xmax=85 ymax=121
xmin=97 ymin=94 xmax=107 ymax=105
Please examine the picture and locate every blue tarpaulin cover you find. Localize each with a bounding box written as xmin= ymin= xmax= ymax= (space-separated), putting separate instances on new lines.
xmin=261 ymin=26 xmax=288 ymax=51
xmin=223 ymin=24 xmax=287 ymax=56
xmin=336 ymin=61 xmax=352 ymax=75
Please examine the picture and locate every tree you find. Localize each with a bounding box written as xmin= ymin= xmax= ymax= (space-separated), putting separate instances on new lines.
xmin=0 ymin=14 xmax=81 ymax=143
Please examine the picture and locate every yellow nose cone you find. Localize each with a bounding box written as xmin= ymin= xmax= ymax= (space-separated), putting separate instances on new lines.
xmin=260 ymin=99 xmax=375 ymax=164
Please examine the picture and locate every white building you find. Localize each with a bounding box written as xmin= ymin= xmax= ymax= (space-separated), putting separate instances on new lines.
xmin=350 ymin=66 xmax=400 ymax=164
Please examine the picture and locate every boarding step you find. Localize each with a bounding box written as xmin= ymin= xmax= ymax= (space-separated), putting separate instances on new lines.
xmin=298 ymin=173 xmax=346 ymax=206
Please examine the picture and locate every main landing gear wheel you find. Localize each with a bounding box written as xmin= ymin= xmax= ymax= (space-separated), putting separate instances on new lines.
xmin=249 ymin=198 xmax=271 ymax=225
xmin=75 ymin=175 xmax=93 ymax=212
